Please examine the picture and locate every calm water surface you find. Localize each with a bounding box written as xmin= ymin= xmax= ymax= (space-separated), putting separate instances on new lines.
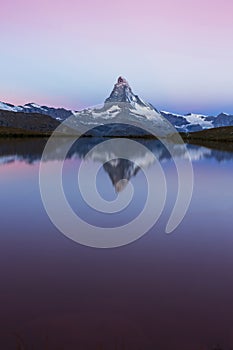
xmin=0 ymin=138 xmax=233 ymax=350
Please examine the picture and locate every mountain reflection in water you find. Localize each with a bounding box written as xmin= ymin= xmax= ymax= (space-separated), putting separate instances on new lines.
xmin=1 ymin=137 xmax=233 ymax=193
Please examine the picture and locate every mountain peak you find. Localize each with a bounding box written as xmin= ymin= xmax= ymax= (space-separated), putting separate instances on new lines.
xmin=117 ymin=76 xmax=129 ymax=85
xmin=104 ymin=76 xmax=146 ymax=106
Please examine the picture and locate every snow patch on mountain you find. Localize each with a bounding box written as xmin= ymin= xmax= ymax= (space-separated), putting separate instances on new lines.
xmin=161 ymin=110 xmax=183 ymax=117
xmin=184 ymin=113 xmax=212 ymax=128
xmin=0 ymin=102 xmax=23 ymax=112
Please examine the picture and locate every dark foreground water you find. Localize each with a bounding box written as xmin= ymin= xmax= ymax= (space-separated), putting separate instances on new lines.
xmin=0 ymin=137 xmax=233 ymax=350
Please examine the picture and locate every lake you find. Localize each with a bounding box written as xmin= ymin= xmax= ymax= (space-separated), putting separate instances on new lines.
xmin=0 ymin=137 xmax=233 ymax=350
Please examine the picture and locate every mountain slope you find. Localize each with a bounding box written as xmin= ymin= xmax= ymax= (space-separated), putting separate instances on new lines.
xmin=182 ymin=126 xmax=233 ymax=141
xmin=0 ymin=110 xmax=60 ymax=135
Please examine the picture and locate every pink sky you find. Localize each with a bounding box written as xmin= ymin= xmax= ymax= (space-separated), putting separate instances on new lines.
xmin=1 ymin=0 xmax=233 ymax=114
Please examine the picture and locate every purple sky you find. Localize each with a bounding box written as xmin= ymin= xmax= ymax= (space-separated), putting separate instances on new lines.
xmin=1 ymin=0 xmax=233 ymax=114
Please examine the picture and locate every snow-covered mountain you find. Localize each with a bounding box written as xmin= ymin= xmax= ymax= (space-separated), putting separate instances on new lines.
xmin=1 ymin=76 xmax=233 ymax=134
xmin=0 ymin=101 xmax=23 ymax=113
xmin=160 ymin=111 xmax=233 ymax=132
xmin=0 ymin=101 xmax=74 ymax=120
xmin=67 ymin=77 xmax=175 ymax=137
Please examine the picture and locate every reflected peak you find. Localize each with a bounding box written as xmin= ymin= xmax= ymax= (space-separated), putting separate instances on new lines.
xmin=103 ymin=159 xmax=140 ymax=192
